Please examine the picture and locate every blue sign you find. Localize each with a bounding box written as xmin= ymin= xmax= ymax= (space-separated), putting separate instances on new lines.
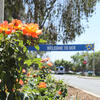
xmin=27 ymin=44 xmax=94 ymax=51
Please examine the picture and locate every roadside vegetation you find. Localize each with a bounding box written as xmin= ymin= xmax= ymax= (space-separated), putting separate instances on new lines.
xmin=54 ymin=51 xmax=100 ymax=76
xmin=0 ymin=20 xmax=67 ymax=100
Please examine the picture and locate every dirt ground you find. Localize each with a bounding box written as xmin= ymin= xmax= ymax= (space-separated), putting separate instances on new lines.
xmin=66 ymin=86 xmax=100 ymax=100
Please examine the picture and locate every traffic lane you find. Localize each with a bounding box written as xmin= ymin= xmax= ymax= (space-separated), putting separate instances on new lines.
xmin=54 ymin=74 xmax=100 ymax=97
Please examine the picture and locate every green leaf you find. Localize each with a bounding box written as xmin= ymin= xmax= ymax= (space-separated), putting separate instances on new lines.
xmin=24 ymin=59 xmax=32 ymax=66
xmin=18 ymin=57 xmax=22 ymax=61
xmin=39 ymin=39 xmax=47 ymax=43
xmin=27 ymin=40 xmax=31 ymax=45
xmin=0 ymin=33 xmax=3 ymax=40
xmin=23 ymin=46 xmax=27 ymax=52
xmin=19 ymin=40 xmax=24 ymax=47
xmin=33 ymin=58 xmax=41 ymax=62
xmin=34 ymin=45 xmax=40 ymax=50
xmin=24 ymin=58 xmax=42 ymax=67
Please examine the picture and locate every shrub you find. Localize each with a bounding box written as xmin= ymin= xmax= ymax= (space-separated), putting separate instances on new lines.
xmin=0 ymin=20 xmax=67 ymax=100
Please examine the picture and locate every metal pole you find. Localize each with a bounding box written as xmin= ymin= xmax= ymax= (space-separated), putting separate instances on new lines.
xmin=0 ymin=0 xmax=4 ymax=23
xmin=86 ymin=52 xmax=89 ymax=76
xmin=92 ymin=43 xmax=95 ymax=76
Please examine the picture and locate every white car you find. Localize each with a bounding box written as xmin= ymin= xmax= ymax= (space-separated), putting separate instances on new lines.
xmin=56 ymin=66 xmax=65 ymax=74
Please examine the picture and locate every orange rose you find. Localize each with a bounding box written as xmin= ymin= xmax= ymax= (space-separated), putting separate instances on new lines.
xmin=16 ymin=78 xmax=18 ymax=82
xmin=58 ymin=91 xmax=62 ymax=95
xmin=27 ymin=72 xmax=30 ymax=77
xmin=22 ymin=23 xmax=42 ymax=38
xmin=11 ymin=19 xmax=23 ymax=30
xmin=47 ymin=62 xmax=53 ymax=67
xmin=38 ymin=82 xmax=47 ymax=88
xmin=0 ymin=21 xmax=12 ymax=35
xmin=41 ymin=57 xmax=50 ymax=62
xmin=22 ymin=69 xmax=26 ymax=73
xmin=19 ymin=79 xmax=24 ymax=85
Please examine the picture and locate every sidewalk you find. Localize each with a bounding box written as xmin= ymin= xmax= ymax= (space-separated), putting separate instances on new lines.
xmin=66 ymin=85 xmax=100 ymax=100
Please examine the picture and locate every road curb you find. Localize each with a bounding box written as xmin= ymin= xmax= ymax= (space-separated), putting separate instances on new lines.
xmin=68 ymin=84 xmax=100 ymax=98
xmin=78 ymin=76 xmax=100 ymax=80
xmin=54 ymin=75 xmax=100 ymax=98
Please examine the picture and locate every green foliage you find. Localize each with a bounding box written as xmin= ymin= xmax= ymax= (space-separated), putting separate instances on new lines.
xmin=71 ymin=51 xmax=100 ymax=75
xmin=0 ymin=21 xmax=68 ymax=100
xmin=0 ymin=27 xmax=47 ymax=100
xmin=8 ymin=92 xmax=24 ymax=100
xmin=21 ymin=67 xmax=68 ymax=100
xmin=39 ymin=39 xmax=47 ymax=44
xmin=24 ymin=58 xmax=42 ymax=68
xmin=34 ymin=45 xmax=40 ymax=51
xmin=0 ymin=32 xmax=28 ymax=96
xmin=4 ymin=0 xmax=26 ymax=21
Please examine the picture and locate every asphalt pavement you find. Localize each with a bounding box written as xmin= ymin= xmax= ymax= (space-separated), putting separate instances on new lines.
xmin=54 ymin=74 xmax=100 ymax=98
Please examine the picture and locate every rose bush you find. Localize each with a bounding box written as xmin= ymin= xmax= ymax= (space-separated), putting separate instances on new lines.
xmin=20 ymin=58 xmax=67 ymax=100
xmin=0 ymin=19 xmax=67 ymax=100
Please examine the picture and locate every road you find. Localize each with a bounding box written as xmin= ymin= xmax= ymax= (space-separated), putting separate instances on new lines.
xmin=54 ymin=74 xmax=100 ymax=97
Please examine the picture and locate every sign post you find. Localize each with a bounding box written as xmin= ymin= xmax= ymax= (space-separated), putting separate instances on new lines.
xmin=84 ymin=54 xmax=88 ymax=69
xmin=0 ymin=0 xmax=4 ymax=23
xmin=92 ymin=44 xmax=95 ymax=76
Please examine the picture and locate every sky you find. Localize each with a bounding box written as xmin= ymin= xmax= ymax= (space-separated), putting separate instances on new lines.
xmin=45 ymin=2 xmax=100 ymax=62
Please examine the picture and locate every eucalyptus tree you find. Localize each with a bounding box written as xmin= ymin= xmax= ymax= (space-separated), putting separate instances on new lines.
xmin=4 ymin=0 xmax=99 ymax=43
xmin=4 ymin=0 xmax=26 ymax=21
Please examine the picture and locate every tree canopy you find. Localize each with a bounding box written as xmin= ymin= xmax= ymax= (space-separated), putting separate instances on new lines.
xmin=71 ymin=51 xmax=100 ymax=75
xmin=54 ymin=59 xmax=73 ymax=71
xmin=4 ymin=0 xmax=100 ymax=43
